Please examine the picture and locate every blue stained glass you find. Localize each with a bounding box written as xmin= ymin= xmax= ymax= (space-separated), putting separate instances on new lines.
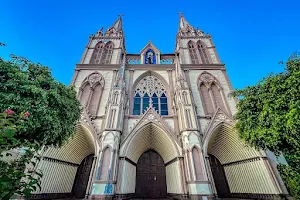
xmin=161 ymin=110 xmax=168 ymax=116
xmin=133 ymin=94 xmax=141 ymax=115
xmin=144 ymin=49 xmax=156 ymax=64
xmin=160 ymin=98 xmax=167 ymax=103
xmin=142 ymin=93 xmax=150 ymax=113
xmin=160 ymin=93 xmax=168 ymax=115
xmin=152 ymin=93 xmax=159 ymax=113
xmin=161 ymin=104 xmax=168 ymax=110
xmin=152 ymin=93 xmax=158 ymax=103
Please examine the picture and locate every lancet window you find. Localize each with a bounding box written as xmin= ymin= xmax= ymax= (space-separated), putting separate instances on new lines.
xmin=198 ymin=72 xmax=227 ymax=115
xmin=188 ymin=40 xmax=212 ymax=64
xmin=188 ymin=41 xmax=199 ymax=64
xmin=79 ymin=72 xmax=105 ymax=116
xmin=133 ymin=75 xmax=168 ymax=115
xmin=192 ymin=147 xmax=204 ymax=180
xmin=97 ymin=147 xmax=111 ymax=180
xmin=90 ymin=41 xmax=114 ymax=64
xmin=197 ymin=41 xmax=211 ymax=64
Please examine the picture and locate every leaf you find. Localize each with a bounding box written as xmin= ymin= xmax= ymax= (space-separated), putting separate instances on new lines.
xmin=23 ymin=188 xmax=32 ymax=197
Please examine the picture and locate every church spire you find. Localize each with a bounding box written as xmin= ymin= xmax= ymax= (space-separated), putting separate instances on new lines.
xmin=111 ymin=14 xmax=123 ymax=31
xmin=178 ymin=12 xmax=193 ymax=30
xmin=104 ymin=15 xmax=124 ymax=37
xmin=177 ymin=13 xmax=204 ymax=37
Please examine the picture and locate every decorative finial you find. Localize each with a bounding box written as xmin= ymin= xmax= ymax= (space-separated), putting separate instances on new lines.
xmin=178 ymin=12 xmax=183 ymax=17
xmin=148 ymin=40 xmax=152 ymax=44
xmin=118 ymin=14 xmax=124 ymax=18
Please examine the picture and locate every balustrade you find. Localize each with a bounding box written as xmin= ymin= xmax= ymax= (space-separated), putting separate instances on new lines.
xmin=125 ymin=54 xmax=175 ymax=64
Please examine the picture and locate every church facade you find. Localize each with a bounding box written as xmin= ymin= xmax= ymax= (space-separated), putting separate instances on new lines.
xmin=31 ymin=15 xmax=289 ymax=200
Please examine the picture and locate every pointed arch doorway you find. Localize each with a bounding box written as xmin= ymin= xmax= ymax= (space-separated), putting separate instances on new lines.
xmin=135 ymin=150 xmax=167 ymax=198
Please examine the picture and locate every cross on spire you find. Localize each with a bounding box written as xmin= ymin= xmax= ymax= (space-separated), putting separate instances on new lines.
xmin=118 ymin=14 xmax=124 ymax=18
xmin=178 ymin=12 xmax=183 ymax=17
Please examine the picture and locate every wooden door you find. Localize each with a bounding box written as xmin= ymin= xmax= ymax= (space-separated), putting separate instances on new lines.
xmin=209 ymin=154 xmax=230 ymax=198
xmin=72 ymin=154 xmax=94 ymax=198
xmin=136 ymin=150 xmax=167 ymax=198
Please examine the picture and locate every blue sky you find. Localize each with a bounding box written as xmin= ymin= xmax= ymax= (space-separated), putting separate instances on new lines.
xmin=1 ymin=0 xmax=299 ymax=89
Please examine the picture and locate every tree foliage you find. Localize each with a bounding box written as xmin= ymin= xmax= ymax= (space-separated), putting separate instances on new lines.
xmin=278 ymin=164 xmax=300 ymax=199
xmin=0 ymin=111 xmax=43 ymax=199
xmin=233 ymin=59 xmax=300 ymax=154
xmin=0 ymin=54 xmax=82 ymax=147
xmin=0 ymin=46 xmax=81 ymax=198
xmin=233 ymin=58 xmax=300 ymax=198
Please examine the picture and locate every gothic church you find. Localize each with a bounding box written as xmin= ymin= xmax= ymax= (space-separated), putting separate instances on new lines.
xmin=31 ymin=14 xmax=289 ymax=200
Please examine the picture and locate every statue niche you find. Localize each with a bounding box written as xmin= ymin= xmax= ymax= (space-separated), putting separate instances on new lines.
xmin=144 ymin=49 xmax=156 ymax=64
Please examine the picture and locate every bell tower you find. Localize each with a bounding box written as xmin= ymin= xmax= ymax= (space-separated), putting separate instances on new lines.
xmin=174 ymin=13 xmax=213 ymax=199
xmin=79 ymin=15 xmax=125 ymax=65
xmin=175 ymin=13 xmax=221 ymax=65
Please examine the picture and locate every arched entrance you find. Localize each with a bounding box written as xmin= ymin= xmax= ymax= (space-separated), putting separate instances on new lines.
xmin=72 ymin=154 xmax=95 ymax=198
xmin=118 ymin=116 xmax=184 ymax=197
xmin=136 ymin=150 xmax=167 ymax=198
xmin=31 ymin=124 xmax=98 ymax=199
xmin=204 ymin=123 xmax=281 ymax=199
xmin=208 ymin=154 xmax=230 ymax=198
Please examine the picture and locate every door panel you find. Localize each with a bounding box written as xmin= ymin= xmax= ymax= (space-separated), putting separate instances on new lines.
xmin=72 ymin=154 xmax=94 ymax=199
xmin=136 ymin=150 xmax=167 ymax=198
xmin=209 ymin=154 xmax=230 ymax=198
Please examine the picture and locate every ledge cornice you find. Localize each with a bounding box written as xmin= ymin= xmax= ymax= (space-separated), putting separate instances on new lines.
xmin=76 ymin=64 xmax=225 ymax=70
xmin=181 ymin=64 xmax=225 ymax=70
xmin=76 ymin=64 xmax=175 ymax=70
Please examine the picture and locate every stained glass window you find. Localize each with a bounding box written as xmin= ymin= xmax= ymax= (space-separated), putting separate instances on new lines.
xmin=133 ymin=93 xmax=141 ymax=115
xmin=160 ymin=93 xmax=168 ymax=116
xmin=133 ymin=75 xmax=168 ymax=115
xmin=152 ymin=93 xmax=159 ymax=111
xmin=144 ymin=49 xmax=156 ymax=64
xmin=142 ymin=93 xmax=150 ymax=113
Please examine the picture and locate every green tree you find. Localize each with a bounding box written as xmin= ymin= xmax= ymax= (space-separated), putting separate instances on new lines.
xmin=233 ymin=56 xmax=300 ymax=198
xmin=0 ymin=55 xmax=81 ymax=147
xmin=0 ymin=46 xmax=81 ymax=198
xmin=0 ymin=110 xmax=43 ymax=199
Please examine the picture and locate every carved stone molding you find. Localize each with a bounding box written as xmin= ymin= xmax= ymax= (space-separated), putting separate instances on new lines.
xmin=214 ymin=113 xmax=233 ymax=124
xmin=199 ymin=72 xmax=214 ymax=84
xmin=135 ymin=75 xmax=166 ymax=97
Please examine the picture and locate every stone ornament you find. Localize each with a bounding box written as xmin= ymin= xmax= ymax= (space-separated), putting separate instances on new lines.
xmin=199 ymin=72 xmax=214 ymax=84
xmin=215 ymin=113 xmax=227 ymax=121
xmin=135 ymin=75 xmax=166 ymax=97
xmin=88 ymin=72 xmax=104 ymax=86
xmin=214 ymin=113 xmax=233 ymax=124
xmin=147 ymin=114 xmax=156 ymax=121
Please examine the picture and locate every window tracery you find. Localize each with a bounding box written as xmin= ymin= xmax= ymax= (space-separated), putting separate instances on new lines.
xmin=188 ymin=40 xmax=212 ymax=64
xmin=198 ymin=72 xmax=227 ymax=115
xmin=90 ymin=42 xmax=114 ymax=64
xmin=133 ymin=75 xmax=168 ymax=115
xmin=188 ymin=41 xmax=199 ymax=64
xmin=197 ymin=41 xmax=211 ymax=64
xmin=79 ymin=72 xmax=105 ymax=116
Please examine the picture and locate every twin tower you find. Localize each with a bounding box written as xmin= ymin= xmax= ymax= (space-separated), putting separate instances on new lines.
xmin=31 ymin=14 xmax=289 ymax=200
